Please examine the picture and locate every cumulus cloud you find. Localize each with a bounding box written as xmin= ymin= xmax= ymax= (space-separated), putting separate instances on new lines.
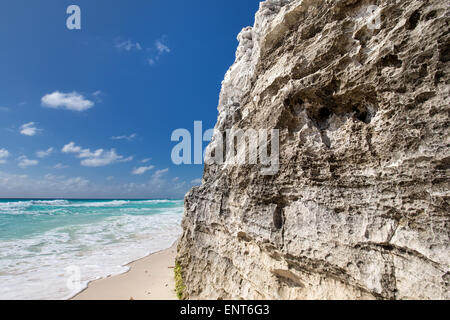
xmin=81 ymin=150 xmax=132 ymax=167
xmin=41 ymin=91 xmax=94 ymax=112
xmin=20 ymin=122 xmax=41 ymax=136
xmin=111 ymin=133 xmax=137 ymax=141
xmin=62 ymin=142 xmax=133 ymax=167
xmin=191 ymin=178 xmax=202 ymax=185
xmin=132 ymin=165 xmax=155 ymax=175
xmin=62 ymin=142 xmax=82 ymax=154
xmin=115 ymin=39 xmax=142 ymax=51
xmin=0 ymin=148 xmax=9 ymax=164
xmin=36 ymin=147 xmax=54 ymax=158
xmin=18 ymin=156 xmax=39 ymax=168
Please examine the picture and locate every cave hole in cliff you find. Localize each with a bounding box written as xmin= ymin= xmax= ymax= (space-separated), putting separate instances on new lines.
xmin=283 ymin=83 xmax=378 ymax=140
xmin=273 ymin=206 xmax=284 ymax=230
xmin=305 ymin=106 xmax=333 ymax=130
xmin=406 ymin=10 xmax=421 ymax=30
xmin=301 ymin=24 xmax=323 ymax=40
xmin=284 ymin=96 xmax=304 ymax=110
xmin=318 ymin=107 xmax=332 ymax=122
xmin=379 ymin=54 xmax=403 ymax=69
xmin=307 ymin=103 xmax=376 ymax=128
xmin=425 ymin=10 xmax=437 ymax=21
xmin=352 ymin=106 xmax=372 ymax=124
xmin=282 ymin=94 xmax=305 ymax=134
xmin=354 ymin=26 xmax=372 ymax=48
xmin=439 ymin=42 xmax=450 ymax=63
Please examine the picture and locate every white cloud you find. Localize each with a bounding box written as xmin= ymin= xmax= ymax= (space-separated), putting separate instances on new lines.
xmin=156 ymin=40 xmax=171 ymax=54
xmin=18 ymin=156 xmax=39 ymax=168
xmin=20 ymin=122 xmax=41 ymax=136
xmin=115 ymin=39 xmax=142 ymax=51
xmin=43 ymin=174 xmax=88 ymax=188
xmin=65 ymin=177 xmax=89 ymax=188
xmin=141 ymin=158 xmax=152 ymax=163
xmin=0 ymin=106 xmax=9 ymax=112
xmin=62 ymin=142 xmax=82 ymax=154
xmin=152 ymin=168 xmax=169 ymax=179
xmin=54 ymin=163 xmax=69 ymax=169
xmin=147 ymin=38 xmax=171 ymax=66
xmin=131 ymin=168 xmax=171 ymax=193
xmin=62 ymin=142 xmax=133 ymax=167
xmin=36 ymin=147 xmax=54 ymax=158
xmin=0 ymin=149 xmax=9 ymax=159
xmin=0 ymin=171 xmax=189 ymax=199
xmin=92 ymin=90 xmax=103 ymax=103
xmin=191 ymin=178 xmax=202 ymax=185
xmin=81 ymin=150 xmax=132 ymax=167
xmin=0 ymin=148 xmax=9 ymax=164
xmin=41 ymin=91 xmax=94 ymax=112
xmin=117 ymin=167 xmax=187 ymax=198
xmin=44 ymin=174 xmax=66 ymax=181
xmin=132 ymin=165 xmax=155 ymax=175
xmin=115 ymin=37 xmax=170 ymax=66
xmin=111 ymin=133 xmax=137 ymax=141
xmin=0 ymin=172 xmax=90 ymax=197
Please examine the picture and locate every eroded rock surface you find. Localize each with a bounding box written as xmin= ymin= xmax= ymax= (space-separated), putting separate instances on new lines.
xmin=177 ymin=0 xmax=449 ymax=300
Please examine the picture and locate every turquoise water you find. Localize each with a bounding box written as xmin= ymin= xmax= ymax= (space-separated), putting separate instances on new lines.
xmin=0 ymin=199 xmax=184 ymax=300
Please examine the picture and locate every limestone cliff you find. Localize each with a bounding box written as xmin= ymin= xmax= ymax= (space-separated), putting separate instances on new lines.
xmin=177 ymin=0 xmax=449 ymax=300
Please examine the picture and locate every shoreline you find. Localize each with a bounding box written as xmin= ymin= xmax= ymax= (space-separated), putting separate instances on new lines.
xmin=72 ymin=241 xmax=178 ymax=300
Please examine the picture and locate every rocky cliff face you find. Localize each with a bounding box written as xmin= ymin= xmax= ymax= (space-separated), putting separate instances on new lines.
xmin=177 ymin=0 xmax=449 ymax=300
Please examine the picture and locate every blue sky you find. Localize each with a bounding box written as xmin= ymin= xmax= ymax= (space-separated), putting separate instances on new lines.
xmin=0 ymin=0 xmax=261 ymax=198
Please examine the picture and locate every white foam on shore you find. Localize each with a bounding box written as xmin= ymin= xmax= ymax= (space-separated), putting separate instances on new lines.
xmin=0 ymin=205 xmax=183 ymax=300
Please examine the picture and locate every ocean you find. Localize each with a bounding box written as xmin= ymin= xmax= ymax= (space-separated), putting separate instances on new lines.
xmin=0 ymin=199 xmax=184 ymax=300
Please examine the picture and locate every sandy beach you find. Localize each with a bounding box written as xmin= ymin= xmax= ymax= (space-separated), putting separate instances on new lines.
xmin=72 ymin=242 xmax=178 ymax=300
